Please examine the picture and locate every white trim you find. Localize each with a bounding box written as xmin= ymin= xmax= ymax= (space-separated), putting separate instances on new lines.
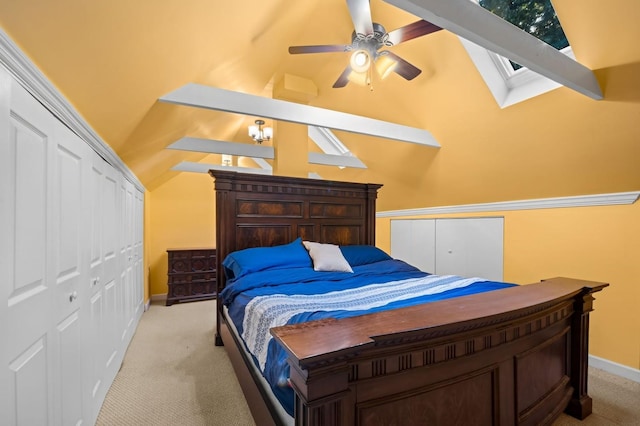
xmin=459 ymin=37 xmax=569 ymax=108
xmin=589 ymin=355 xmax=640 ymax=384
xmin=144 ymin=299 xmax=151 ymax=312
xmin=377 ymin=191 xmax=640 ymax=218
xmin=0 ymin=28 xmax=144 ymax=191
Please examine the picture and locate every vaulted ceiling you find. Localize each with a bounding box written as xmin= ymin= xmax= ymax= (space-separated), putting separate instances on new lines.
xmin=1 ymin=0 xmax=639 ymax=202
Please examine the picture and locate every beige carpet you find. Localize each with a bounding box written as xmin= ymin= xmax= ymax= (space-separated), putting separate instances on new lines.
xmin=96 ymin=300 xmax=255 ymax=426
xmin=97 ymin=299 xmax=640 ymax=426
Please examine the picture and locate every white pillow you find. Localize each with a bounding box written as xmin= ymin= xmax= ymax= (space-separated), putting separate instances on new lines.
xmin=302 ymin=241 xmax=353 ymax=273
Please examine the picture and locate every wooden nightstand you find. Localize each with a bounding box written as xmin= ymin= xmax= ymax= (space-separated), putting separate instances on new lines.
xmin=166 ymin=248 xmax=217 ymax=306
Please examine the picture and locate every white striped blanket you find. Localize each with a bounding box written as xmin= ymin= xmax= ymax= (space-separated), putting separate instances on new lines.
xmin=242 ymin=274 xmax=486 ymax=370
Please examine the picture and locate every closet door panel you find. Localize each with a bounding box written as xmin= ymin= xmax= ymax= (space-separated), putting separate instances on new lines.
xmin=85 ymin=154 xmax=123 ymax=421
xmin=134 ymin=189 xmax=144 ymax=317
xmin=52 ymin=122 xmax=87 ymax=319
xmin=4 ymin=78 xmax=56 ymax=425
xmin=390 ymin=219 xmax=436 ymax=273
xmin=8 ymin=339 xmax=50 ymax=426
xmin=55 ymin=311 xmax=83 ymax=426
xmin=52 ymin=117 xmax=91 ymax=426
xmin=101 ymin=162 xmax=121 ymax=376
xmin=102 ymin=166 xmax=120 ymax=285
xmin=104 ymin=279 xmax=119 ymax=371
xmin=118 ymin=179 xmax=135 ymax=345
xmin=435 ymin=218 xmax=504 ymax=281
xmin=88 ymin=290 xmax=105 ymax=417
xmin=0 ymin=62 xmax=9 ymax=424
xmin=88 ymin=159 xmax=104 ymax=294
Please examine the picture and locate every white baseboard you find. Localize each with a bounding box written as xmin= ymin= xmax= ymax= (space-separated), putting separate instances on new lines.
xmin=144 ymin=299 xmax=151 ymax=311
xmin=589 ymin=354 xmax=640 ymax=383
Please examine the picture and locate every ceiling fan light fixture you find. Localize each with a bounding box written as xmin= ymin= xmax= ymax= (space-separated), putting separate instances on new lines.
xmin=350 ymin=49 xmax=371 ymax=73
xmin=347 ymin=70 xmax=369 ymax=86
xmin=375 ymin=55 xmax=397 ymax=80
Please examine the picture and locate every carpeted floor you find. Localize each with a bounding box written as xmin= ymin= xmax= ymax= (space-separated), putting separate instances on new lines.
xmin=96 ymin=299 xmax=255 ymax=426
xmin=97 ymin=299 xmax=640 ymax=426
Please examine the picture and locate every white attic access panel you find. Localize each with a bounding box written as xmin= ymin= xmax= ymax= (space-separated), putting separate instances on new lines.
xmin=391 ymin=217 xmax=504 ymax=281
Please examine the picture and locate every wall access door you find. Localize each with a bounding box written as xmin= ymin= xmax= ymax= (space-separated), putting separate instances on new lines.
xmin=390 ymin=217 xmax=504 ymax=281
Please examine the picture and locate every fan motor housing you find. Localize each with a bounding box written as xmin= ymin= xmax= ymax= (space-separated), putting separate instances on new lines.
xmin=350 ymin=22 xmax=389 ymax=56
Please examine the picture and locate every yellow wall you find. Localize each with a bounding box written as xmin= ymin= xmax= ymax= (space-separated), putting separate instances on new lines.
xmin=147 ymin=172 xmax=216 ymax=297
xmin=376 ymin=200 xmax=640 ymax=370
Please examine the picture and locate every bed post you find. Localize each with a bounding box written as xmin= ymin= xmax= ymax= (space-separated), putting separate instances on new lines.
xmin=565 ymin=285 xmax=607 ymax=419
xmin=364 ymin=184 xmax=379 ymax=245
xmin=211 ymin=171 xmax=235 ymax=346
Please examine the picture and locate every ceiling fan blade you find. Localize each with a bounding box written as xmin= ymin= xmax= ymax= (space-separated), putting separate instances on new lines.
xmin=383 ymin=51 xmax=422 ymax=80
xmin=333 ymin=66 xmax=353 ymax=88
xmin=386 ymin=20 xmax=442 ymax=45
xmin=289 ymin=45 xmax=349 ymax=54
xmin=347 ymin=0 xmax=374 ymax=35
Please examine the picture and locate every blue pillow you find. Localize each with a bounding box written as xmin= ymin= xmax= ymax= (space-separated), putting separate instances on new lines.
xmin=222 ymin=238 xmax=312 ymax=280
xmin=339 ymin=245 xmax=392 ymax=267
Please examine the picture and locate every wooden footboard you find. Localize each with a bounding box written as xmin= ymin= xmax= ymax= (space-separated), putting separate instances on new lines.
xmin=271 ymin=277 xmax=607 ymax=426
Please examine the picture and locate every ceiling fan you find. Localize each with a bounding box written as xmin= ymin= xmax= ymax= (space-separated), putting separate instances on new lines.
xmin=288 ymin=0 xmax=442 ymax=88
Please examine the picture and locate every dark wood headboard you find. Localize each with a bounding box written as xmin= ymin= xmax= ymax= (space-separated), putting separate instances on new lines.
xmin=209 ymin=170 xmax=382 ymax=283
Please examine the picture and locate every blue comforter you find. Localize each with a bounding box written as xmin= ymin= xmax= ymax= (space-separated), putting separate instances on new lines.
xmin=221 ymin=259 xmax=515 ymax=416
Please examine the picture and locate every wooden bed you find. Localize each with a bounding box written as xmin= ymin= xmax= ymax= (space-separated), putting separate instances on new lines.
xmin=209 ymin=170 xmax=607 ymax=426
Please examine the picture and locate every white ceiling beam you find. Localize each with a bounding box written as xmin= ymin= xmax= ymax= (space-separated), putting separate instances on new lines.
xmin=251 ymin=157 xmax=273 ymax=171
xmin=167 ymin=137 xmax=274 ymax=159
xmin=159 ymin=84 xmax=440 ymax=147
xmin=172 ymin=161 xmax=272 ymax=175
xmin=308 ymin=126 xmax=350 ymax=155
xmin=308 ymin=152 xmax=367 ymax=169
xmin=308 ymin=125 xmax=367 ymax=169
xmin=384 ymin=0 xmax=602 ymax=100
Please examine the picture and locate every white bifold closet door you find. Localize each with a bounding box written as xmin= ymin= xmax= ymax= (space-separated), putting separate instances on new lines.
xmin=0 ymin=65 xmax=144 ymax=426
xmin=0 ymin=69 xmax=91 ymax=425
xmin=391 ymin=217 xmax=504 ymax=282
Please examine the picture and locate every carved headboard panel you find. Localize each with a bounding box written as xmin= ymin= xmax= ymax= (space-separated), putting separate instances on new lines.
xmin=209 ymin=170 xmax=382 ymax=294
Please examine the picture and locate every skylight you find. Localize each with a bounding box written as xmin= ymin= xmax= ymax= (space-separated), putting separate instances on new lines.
xmin=461 ymin=0 xmax=576 ymax=107
xmin=478 ymin=0 xmax=570 ymax=70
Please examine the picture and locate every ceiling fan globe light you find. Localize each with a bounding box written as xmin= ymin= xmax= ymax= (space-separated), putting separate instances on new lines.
xmin=376 ymin=55 xmax=397 ymax=79
xmin=350 ymin=50 xmax=370 ymax=73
